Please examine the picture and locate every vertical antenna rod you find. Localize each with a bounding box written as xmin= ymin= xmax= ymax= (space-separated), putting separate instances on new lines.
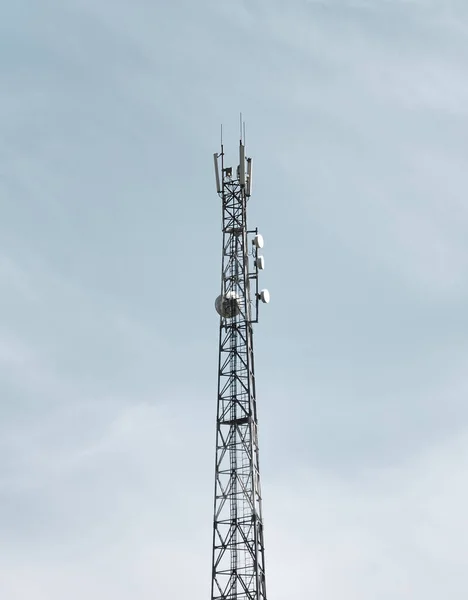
xmin=211 ymin=127 xmax=270 ymax=600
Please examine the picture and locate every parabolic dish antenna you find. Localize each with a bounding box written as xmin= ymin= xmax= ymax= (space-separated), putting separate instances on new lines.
xmin=215 ymin=290 xmax=241 ymax=318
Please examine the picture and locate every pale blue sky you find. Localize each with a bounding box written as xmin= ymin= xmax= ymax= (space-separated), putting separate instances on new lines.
xmin=1 ymin=0 xmax=467 ymax=598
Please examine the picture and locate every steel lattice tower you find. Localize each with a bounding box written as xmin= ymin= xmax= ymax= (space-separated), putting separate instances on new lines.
xmin=211 ymin=129 xmax=270 ymax=600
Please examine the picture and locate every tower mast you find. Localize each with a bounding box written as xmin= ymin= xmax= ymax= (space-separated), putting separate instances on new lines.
xmin=211 ymin=126 xmax=270 ymax=600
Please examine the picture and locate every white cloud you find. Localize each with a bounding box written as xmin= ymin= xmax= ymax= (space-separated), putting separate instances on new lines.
xmin=266 ymin=427 xmax=468 ymax=599
xmin=258 ymin=0 xmax=468 ymax=295
xmin=1 ymin=408 xmax=467 ymax=599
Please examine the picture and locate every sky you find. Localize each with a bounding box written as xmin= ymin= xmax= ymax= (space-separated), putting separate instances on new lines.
xmin=0 ymin=0 xmax=467 ymax=598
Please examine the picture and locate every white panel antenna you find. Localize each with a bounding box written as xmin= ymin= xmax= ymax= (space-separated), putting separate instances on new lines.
xmin=213 ymin=153 xmax=221 ymax=193
xmin=246 ymin=158 xmax=253 ymax=197
xmin=239 ymin=143 xmax=246 ymax=186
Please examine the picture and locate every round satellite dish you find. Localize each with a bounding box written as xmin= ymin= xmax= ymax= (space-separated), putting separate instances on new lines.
xmin=253 ymin=234 xmax=264 ymax=249
xmin=256 ymin=256 xmax=265 ymax=270
xmin=259 ymin=289 xmax=270 ymax=304
xmin=215 ymin=291 xmax=241 ymax=318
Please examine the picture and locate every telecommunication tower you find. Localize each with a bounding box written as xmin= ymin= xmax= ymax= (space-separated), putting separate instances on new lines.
xmin=211 ymin=125 xmax=270 ymax=600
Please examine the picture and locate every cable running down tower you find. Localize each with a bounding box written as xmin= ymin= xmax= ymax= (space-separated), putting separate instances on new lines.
xmin=211 ymin=128 xmax=270 ymax=600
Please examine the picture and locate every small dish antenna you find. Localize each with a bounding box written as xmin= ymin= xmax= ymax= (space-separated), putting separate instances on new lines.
xmin=253 ymin=234 xmax=264 ymax=249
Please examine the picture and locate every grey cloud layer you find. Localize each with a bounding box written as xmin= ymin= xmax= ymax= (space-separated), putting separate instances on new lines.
xmin=0 ymin=0 xmax=467 ymax=598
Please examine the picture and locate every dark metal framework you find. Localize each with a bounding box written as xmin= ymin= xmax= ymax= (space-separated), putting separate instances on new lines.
xmin=211 ymin=139 xmax=267 ymax=600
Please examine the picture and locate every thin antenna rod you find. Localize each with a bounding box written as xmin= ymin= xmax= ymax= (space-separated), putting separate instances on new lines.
xmin=240 ymin=112 xmax=243 ymax=143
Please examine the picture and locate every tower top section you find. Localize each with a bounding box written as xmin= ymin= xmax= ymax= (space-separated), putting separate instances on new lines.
xmin=213 ymin=118 xmax=253 ymax=198
xmin=212 ymin=121 xmax=269 ymax=325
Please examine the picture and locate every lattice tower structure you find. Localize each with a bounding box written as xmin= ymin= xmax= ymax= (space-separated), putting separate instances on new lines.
xmin=211 ymin=135 xmax=269 ymax=600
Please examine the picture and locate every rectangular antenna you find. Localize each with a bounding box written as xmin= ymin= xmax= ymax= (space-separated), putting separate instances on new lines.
xmin=239 ymin=143 xmax=246 ymax=187
xmin=246 ymin=157 xmax=253 ymax=196
xmin=213 ymin=153 xmax=221 ymax=193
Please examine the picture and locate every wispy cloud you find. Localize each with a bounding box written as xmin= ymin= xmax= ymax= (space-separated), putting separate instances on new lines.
xmin=267 ymin=427 xmax=468 ymax=599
